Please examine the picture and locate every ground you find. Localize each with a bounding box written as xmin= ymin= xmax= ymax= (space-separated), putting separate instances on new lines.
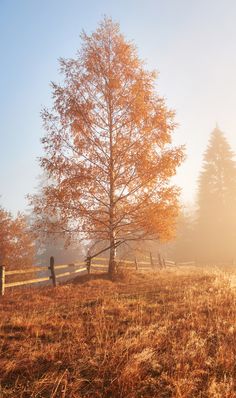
xmin=1 ymin=266 xmax=236 ymax=397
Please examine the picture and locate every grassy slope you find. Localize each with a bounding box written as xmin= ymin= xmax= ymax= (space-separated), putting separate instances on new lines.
xmin=1 ymin=267 xmax=236 ymax=398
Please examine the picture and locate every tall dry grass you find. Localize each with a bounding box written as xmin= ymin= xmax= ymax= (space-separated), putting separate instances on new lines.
xmin=1 ymin=267 xmax=236 ymax=397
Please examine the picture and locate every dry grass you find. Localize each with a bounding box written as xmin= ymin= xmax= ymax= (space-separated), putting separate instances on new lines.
xmin=1 ymin=266 xmax=236 ymax=397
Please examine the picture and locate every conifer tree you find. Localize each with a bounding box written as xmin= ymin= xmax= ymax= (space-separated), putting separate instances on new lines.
xmin=196 ymin=127 xmax=236 ymax=262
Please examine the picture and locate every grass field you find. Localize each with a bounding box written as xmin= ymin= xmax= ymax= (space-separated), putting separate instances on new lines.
xmin=1 ymin=266 xmax=236 ymax=397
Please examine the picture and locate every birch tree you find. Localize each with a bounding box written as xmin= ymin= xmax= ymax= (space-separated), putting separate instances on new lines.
xmin=31 ymin=18 xmax=184 ymax=276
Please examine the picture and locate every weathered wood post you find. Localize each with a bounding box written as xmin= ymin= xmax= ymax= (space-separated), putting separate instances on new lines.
xmin=149 ymin=252 xmax=154 ymax=269
xmin=86 ymin=256 xmax=91 ymax=275
xmin=0 ymin=265 xmax=5 ymax=296
xmin=49 ymin=256 xmax=56 ymax=287
xmin=69 ymin=263 xmax=75 ymax=275
xmin=134 ymin=257 xmax=138 ymax=271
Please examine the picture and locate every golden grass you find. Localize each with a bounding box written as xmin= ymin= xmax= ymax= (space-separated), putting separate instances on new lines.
xmin=1 ymin=266 xmax=236 ymax=397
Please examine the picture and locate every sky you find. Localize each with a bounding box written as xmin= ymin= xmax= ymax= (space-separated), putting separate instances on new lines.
xmin=1 ymin=0 xmax=236 ymax=214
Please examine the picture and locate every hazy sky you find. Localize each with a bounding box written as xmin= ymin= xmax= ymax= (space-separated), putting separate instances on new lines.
xmin=1 ymin=0 xmax=236 ymax=214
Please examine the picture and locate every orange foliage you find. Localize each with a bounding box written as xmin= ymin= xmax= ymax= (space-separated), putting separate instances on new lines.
xmin=0 ymin=207 xmax=35 ymax=270
xmin=31 ymin=18 xmax=184 ymax=275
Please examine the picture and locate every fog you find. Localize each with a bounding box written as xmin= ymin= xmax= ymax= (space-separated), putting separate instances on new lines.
xmin=165 ymin=126 xmax=236 ymax=264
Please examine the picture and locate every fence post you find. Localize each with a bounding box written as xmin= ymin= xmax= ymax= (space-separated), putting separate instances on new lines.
xmin=0 ymin=265 xmax=5 ymax=296
xmin=86 ymin=256 xmax=91 ymax=275
xmin=134 ymin=257 xmax=138 ymax=270
xmin=69 ymin=263 xmax=75 ymax=274
xmin=158 ymin=252 xmax=162 ymax=269
xmin=49 ymin=256 xmax=56 ymax=287
xmin=149 ymin=252 xmax=154 ymax=268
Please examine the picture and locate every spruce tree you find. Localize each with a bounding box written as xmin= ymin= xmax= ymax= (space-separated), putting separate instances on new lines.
xmin=196 ymin=127 xmax=236 ymax=262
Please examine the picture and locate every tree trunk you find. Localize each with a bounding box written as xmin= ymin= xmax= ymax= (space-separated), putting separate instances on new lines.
xmin=108 ymin=232 xmax=116 ymax=277
xmin=107 ymin=47 xmax=116 ymax=279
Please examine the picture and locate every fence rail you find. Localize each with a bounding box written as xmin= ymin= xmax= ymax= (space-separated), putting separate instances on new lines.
xmin=5 ymin=266 xmax=47 ymax=275
xmin=177 ymin=261 xmax=196 ymax=266
xmin=0 ymin=253 xmax=196 ymax=296
xmin=5 ymin=276 xmax=51 ymax=288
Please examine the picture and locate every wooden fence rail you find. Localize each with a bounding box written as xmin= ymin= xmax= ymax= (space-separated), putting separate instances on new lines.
xmin=0 ymin=257 xmax=88 ymax=296
xmin=177 ymin=261 xmax=196 ymax=266
xmin=0 ymin=254 xmax=194 ymax=296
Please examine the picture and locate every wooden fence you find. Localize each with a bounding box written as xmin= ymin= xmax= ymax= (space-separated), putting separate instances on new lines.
xmin=0 ymin=254 xmax=196 ymax=296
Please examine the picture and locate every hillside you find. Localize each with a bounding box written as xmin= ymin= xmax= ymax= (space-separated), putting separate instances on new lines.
xmin=1 ymin=267 xmax=236 ymax=397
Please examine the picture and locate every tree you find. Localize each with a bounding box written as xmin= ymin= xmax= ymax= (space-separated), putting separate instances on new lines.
xmin=36 ymin=235 xmax=84 ymax=266
xmin=165 ymin=206 xmax=196 ymax=262
xmin=0 ymin=207 xmax=12 ymax=265
xmin=32 ymin=173 xmax=84 ymax=266
xmin=31 ymin=18 xmax=184 ymax=277
xmin=0 ymin=207 xmax=35 ymax=270
xmin=196 ymin=126 xmax=236 ymax=262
